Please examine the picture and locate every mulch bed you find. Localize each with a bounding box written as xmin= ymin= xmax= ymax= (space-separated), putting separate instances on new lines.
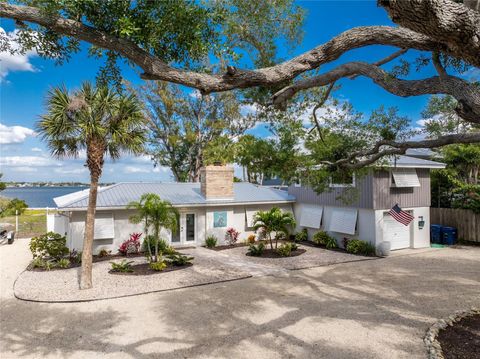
xmin=437 ymin=314 xmax=480 ymax=359
xmin=206 ymin=242 xmax=249 ymax=251
xmin=247 ymin=248 xmax=306 ymax=258
xmin=109 ymin=262 xmax=193 ymax=276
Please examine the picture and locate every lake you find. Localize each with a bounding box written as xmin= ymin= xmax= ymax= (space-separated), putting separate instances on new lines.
xmin=1 ymin=187 xmax=87 ymax=208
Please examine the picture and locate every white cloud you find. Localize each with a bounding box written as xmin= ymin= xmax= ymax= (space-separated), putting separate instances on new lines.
xmin=54 ymin=167 xmax=88 ymax=175
xmin=0 ymin=123 xmax=35 ymax=144
xmin=0 ymin=27 xmax=38 ymax=82
xmin=14 ymin=166 xmax=38 ymax=173
xmin=0 ymin=155 xmax=56 ymax=167
xmin=123 ymin=166 xmax=151 ymax=174
xmin=31 ymin=147 xmax=43 ymax=152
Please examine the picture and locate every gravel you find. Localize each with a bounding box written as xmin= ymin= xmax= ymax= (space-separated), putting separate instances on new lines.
xmin=218 ymin=242 xmax=376 ymax=270
xmin=14 ymin=248 xmax=251 ymax=302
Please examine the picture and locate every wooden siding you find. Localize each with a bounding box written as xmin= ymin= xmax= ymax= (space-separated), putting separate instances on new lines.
xmin=287 ymin=173 xmax=374 ymax=208
xmin=373 ymin=168 xmax=431 ymax=210
xmin=431 ymin=207 xmax=479 ymax=243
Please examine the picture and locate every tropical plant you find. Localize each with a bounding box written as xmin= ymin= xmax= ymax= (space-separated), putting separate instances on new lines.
xmin=253 ymin=207 xmax=296 ymax=250
xmin=110 ymin=260 xmax=134 ymax=273
xmin=97 ymin=249 xmax=111 ymax=258
xmin=345 ymin=239 xmax=376 ymax=256
xmin=118 ymin=233 xmax=142 ymax=256
xmin=324 ymin=236 xmax=338 ymax=250
xmin=225 ymin=227 xmax=240 ymax=246
xmin=246 ymin=234 xmax=256 ymax=244
xmin=37 ymin=82 xmax=147 ymax=289
xmin=295 ymin=229 xmax=308 ymax=242
xmin=277 ymin=242 xmax=294 ymax=257
xmin=149 ymin=260 xmax=167 ymax=271
xmin=57 ymin=258 xmax=71 ymax=269
xmin=69 ymin=249 xmax=81 ymax=264
xmin=312 ymin=231 xmax=333 ymax=247
xmin=205 ymin=235 xmax=218 ymax=248
xmin=128 ymin=193 xmax=179 ymax=263
xmin=0 ymin=198 xmax=28 ymax=217
xmin=29 ymin=232 xmax=69 ymax=260
xmin=248 ymin=242 xmax=265 ymax=257
xmin=165 ymin=253 xmax=194 ymax=266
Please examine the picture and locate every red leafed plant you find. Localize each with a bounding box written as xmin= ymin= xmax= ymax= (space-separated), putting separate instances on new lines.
xmin=119 ymin=233 xmax=142 ymax=256
xmin=225 ymin=227 xmax=240 ymax=246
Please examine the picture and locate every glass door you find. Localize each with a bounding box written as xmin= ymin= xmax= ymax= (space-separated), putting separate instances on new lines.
xmin=185 ymin=213 xmax=195 ymax=243
xmin=171 ymin=218 xmax=180 ymax=244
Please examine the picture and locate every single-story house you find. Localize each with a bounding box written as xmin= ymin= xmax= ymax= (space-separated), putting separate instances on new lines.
xmin=50 ymin=165 xmax=295 ymax=253
xmin=50 ymin=155 xmax=445 ymax=254
xmin=288 ymin=155 xmax=446 ymax=250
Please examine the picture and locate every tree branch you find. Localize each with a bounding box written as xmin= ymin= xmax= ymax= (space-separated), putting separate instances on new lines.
xmin=0 ymin=2 xmax=454 ymax=93
xmin=432 ymin=52 xmax=447 ymax=78
xmin=321 ymin=132 xmax=480 ymax=170
xmin=273 ymin=62 xmax=480 ymax=124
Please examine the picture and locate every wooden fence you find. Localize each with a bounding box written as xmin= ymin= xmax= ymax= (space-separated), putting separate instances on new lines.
xmin=430 ymin=208 xmax=479 ymax=243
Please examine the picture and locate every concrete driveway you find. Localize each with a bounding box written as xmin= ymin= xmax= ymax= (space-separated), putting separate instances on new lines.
xmin=1 ymin=239 xmax=479 ymax=359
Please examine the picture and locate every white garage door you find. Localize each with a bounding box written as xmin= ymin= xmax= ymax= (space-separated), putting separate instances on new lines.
xmin=383 ymin=214 xmax=411 ymax=250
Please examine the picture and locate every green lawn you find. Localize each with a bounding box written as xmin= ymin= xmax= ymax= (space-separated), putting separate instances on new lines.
xmin=1 ymin=209 xmax=53 ymax=238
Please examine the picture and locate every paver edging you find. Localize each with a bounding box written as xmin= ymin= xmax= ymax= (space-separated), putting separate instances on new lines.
xmin=424 ymin=307 xmax=480 ymax=359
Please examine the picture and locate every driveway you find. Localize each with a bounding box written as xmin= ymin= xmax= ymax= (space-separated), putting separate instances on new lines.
xmin=1 ymin=239 xmax=479 ymax=359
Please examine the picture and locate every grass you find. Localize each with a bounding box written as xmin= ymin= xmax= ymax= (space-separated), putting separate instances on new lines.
xmin=1 ymin=209 xmax=54 ymax=238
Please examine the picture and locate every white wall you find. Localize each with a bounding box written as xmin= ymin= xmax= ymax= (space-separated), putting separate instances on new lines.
xmin=293 ymin=203 xmax=376 ymax=247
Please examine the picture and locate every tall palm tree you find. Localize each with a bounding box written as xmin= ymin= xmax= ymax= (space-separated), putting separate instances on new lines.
xmin=253 ymin=207 xmax=296 ymax=250
xmin=37 ymin=82 xmax=147 ymax=289
xmin=128 ymin=193 xmax=179 ymax=262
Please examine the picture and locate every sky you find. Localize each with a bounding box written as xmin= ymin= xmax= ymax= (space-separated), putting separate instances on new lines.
xmin=0 ymin=1 xmax=476 ymax=183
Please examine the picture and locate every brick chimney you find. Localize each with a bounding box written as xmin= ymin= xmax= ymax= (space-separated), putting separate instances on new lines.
xmin=200 ymin=165 xmax=234 ymax=200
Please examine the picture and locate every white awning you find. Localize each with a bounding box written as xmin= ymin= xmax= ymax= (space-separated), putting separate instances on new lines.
xmin=391 ymin=168 xmax=420 ymax=187
xmin=94 ymin=212 xmax=114 ymax=239
xmin=328 ymin=208 xmax=358 ymax=235
xmin=299 ymin=206 xmax=323 ymax=229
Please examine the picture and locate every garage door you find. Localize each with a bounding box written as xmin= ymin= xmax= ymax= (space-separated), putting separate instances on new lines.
xmin=383 ymin=214 xmax=411 ymax=250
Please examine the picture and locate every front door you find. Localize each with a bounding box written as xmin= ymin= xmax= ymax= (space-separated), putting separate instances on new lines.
xmin=172 ymin=213 xmax=196 ymax=245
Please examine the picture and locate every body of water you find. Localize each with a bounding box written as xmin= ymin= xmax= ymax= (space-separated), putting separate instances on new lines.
xmin=1 ymin=187 xmax=87 ymax=208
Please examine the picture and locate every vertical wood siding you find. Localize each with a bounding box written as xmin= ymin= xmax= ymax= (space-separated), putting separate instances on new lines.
xmin=373 ymin=168 xmax=431 ymax=210
xmin=431 ymin=207 xmax=479 ymax=243
xmin=288 ymin=173 xmax=374 ymax=208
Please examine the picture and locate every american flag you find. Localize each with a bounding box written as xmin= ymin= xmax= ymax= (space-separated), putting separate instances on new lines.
xmin=389 ymin=204 xmax=414 ymax=226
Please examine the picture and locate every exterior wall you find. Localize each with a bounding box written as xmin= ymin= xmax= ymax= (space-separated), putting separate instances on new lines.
xmin=374 ymin=206 xmax=430 ymax=249
xmin=293 ymin=203 xmax=376 ymax=248
xmin=372 ymin=168 xmax=431 ymax=209
xmin=288 ymin=173 xmax=374 ymax=209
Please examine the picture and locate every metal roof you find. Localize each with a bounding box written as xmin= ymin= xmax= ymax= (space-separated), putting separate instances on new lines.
xmin=385 ymin=155 xmax=446 ymax=169
xmin=54 ymin=182 xmax=296 ymax=210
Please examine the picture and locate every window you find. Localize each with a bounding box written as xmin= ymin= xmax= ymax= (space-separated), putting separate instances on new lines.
xmin=299 ymin=206 xmax=323 ymax=229
xmin=245 ymin=209 xmax=257 ymax=228
xmin=328 ymin=208 xmax=358 ymax=235
xmin=329 ymin=172 xmax=356 ymax=188
xmin=391 ymin=168 xmax=420 ymax=188
xmin=93 ymin=212 xmax=114 ymax=239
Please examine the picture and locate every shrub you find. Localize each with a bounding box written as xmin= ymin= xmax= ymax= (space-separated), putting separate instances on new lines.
xmin=324 ymin=236 xmax=338 ymax=249
xmin=142 ymin=235 xmax=171 ymax=255
xmin=205 ymin=235 xmax=218 ymax=248
xmin=346 ymin=239 xmax=376 ymax=256
xmin=110 ymin=260 xmax=134 ymax=272
xmin=1 ymin=198 xmax=28 ymax=217
xmin=295 ymin=229 xmax=308 ymax=242
xmin=165 ymin=253 xmax=194 ymax=266
xmin=30 ymin=232 xmax=69 ymax=260
xmin=57 ymin=258 xmax=71 ymax=269
xmin=248 ymin=242 xmax=265 ymax=256
xmin=276 ymin=242 xmax=293 ymax=257
xmin=274 ymin=232 xmax=287 ymax=242
xmin=312 ymin=231 xmax=334 ymax=247
xmin=225 ymin=227 xmax=240 ymax=246
xmin=149 ymin=260 xmax=167 ymax=271
xmin=290 ymin=242 xmax=299 ymax=251
xmin=343 ymin=237 xmax=350 ymax=249
xmin=119 ymin=232 xmax=141 ymax=255
xmin=98 ymin=249 xmax=111 ymax=257
xmin=247 ymin=234 xmax=256 ymax=244
xmin=69 ymin=249 xmax=81 ymax=264
xmin=31 ymin=257 xmax=47 ymax=269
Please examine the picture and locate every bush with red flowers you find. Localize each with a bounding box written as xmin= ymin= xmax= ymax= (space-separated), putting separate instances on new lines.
xmin=119 ymin=232 xmax=142 ymax=256
xmin=225 ymin=227 xmax=240 ymax=246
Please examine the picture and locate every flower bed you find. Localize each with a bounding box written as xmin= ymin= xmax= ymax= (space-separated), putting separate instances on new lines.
xmin=109 ymin=262 xmax=193 ymax=276
xmin=246 ymin=248 xmax=306 ymax=258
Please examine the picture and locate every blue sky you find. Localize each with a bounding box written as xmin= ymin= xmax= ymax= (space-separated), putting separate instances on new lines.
xmin=0 ymin=1 xmax=471 ymax=183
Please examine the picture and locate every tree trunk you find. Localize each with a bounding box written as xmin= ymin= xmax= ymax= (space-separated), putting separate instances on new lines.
xmin=79 ymin=139 xmax=104 ymax=290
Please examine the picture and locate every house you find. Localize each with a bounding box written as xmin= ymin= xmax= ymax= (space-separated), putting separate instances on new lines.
xmin=288 ymin=155 xmax=445 ymax=250
xmin=50 ymin=165 xmax=295 ymax=253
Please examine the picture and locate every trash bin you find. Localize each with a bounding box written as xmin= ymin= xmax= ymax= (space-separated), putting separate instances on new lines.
xmin=430 ymin=224 xmax=442 ymax=244
xmin=442 ymin=226 xmax=457 ymax=245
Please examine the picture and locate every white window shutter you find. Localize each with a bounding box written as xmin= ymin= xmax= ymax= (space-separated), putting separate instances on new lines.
xmin=94 ymin=212 xmax=114 ymax=239
xmin=299 ymin=206 xmax=323 ymax=229
xmin=392 ymin=168 xmax=420 ymax=187
xmin=328 ymin=208 xmax=358 ymax=235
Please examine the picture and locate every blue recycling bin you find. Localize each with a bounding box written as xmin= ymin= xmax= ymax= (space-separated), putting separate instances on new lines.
xmin=430 ymin=224 xmax=442 ymax=244
xmin=442 ymin=226 xmax=457 ymax=245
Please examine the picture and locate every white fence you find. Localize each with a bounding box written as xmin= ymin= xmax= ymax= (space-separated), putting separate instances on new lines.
xmin=46 ymin=213 xmax=68 ymax=236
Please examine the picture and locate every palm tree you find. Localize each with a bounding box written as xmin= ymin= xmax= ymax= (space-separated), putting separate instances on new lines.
xmin=37 ymin=82 xmax=147 ymax=289
xmin=128 ymin=193 xmax=179 ymax=263
xmin=253 ymin=207 xmax=296 ymax=250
